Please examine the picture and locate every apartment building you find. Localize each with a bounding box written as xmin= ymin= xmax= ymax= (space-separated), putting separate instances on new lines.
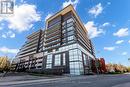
xmin=14 ymin=5 xmax=96 ymax=75
xmin=14 ymin=30 xmax=44 ymax=72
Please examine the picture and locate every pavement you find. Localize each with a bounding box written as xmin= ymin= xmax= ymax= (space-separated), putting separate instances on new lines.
xmin=0 ymin=73 xmax=130 ymax=87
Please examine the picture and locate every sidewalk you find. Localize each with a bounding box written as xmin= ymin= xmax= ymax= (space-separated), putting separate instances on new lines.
xmin=112 ymin=82 xmax=130 ymax=87
xmin=0 ymin=77 xmax=67 ymax=86
xmin=0 ymin=75 xmax=50 ymax=82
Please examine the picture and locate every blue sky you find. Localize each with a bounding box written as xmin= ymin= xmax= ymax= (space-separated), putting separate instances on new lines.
xmin=0 ymin=0 xmax=130 ymax=66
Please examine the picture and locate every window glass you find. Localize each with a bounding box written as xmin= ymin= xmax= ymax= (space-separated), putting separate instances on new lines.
xmin=63 ymin=53 xmax=66 ymax=65
xmin=67 ymin=36 xmax=74 ymax=41
xmin=69 ymin=49 xmax=84 ymax=75
xmin=48 ymin=16 xmax=61 ymax=28
xmin=62 ymin=29 xmax=66 ymax=33
xmin=68 ymin=31 xmax=74 ymax=36
xmin=67 ymin=18 xmax=74 ymax=23
xmin=68 ymin=44 xmax=72 ymax=49
xmin=72 ymin=44 xmax=77 ymax=48
xmin=73 ymin=55 xmax=78 ymax=61
xmin=54 ymin=54 xmax=61 ymax=66
xmin=62 ymin=21 xmax=66 ymax=26
xmin=83 ymin=54 xmax=86 ymax=65
xmin=67 ymin=22 xmax=73 ymax=27
xmin=46 ymin=64 xmax=51 ymax=68
xmin=78 ymin=50 xmax=82 ymax=56
xmin=46 ymin=54 xmax=52 ymax=69
xmin=67 ymin=26 xmax=73 ymax=31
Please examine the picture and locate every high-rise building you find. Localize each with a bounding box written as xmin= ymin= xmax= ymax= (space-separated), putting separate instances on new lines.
xmin=14 ymin=30 xmax=44 ymax=71
xmin=13 ymin=5 xmax=96 ymax=75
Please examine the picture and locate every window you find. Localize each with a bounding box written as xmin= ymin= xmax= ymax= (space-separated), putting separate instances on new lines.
xmin=48 ymin=16 xmax=61 ymax=28
xmin=54 ymin=54 xmax=61 ymax=66
xmin=46 ymin=54 xmax=52 ymax=69
xmin=67 ymin=22 xmax=73 ymax=27
xmin=63 ymin=53 xmax=66 ymax=65
xmin=69 ymin=49 xmax=84 ymax=75
xmin=68 ymin=31 xmax=74 ymax=36
xmin=67 ymin=26 xmax=74 ymax=31
xmin=62 ymin=21 xmax=66 ymax=26
xmin=68 ymin=36 xmax=74 ymax=41
xmin=62 ymin=29 xmax=66 ymax=33
xmin=46 ymin=64 xmax=51 ymax=69
xmin=83 ymin=54 xmax=86 ymax=65
xmin=69 ymin=62 xmax=82 ymax=75
xmin=69 ymin=49 xmax=80 ymax=62
xmin=67 ymin=18 xmax=74 ymax=23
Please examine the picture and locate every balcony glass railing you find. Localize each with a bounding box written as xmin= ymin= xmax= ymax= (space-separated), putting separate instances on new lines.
xmin=45 ymin=30 xmax=61 ymax=38
xmin=45 ymin=35 xmax=60 ymax=42
xmin=45 ymin=39 xmax=60 ymax=46
xmin=19 ymin=47 xmax=37 ymax=55
xmin=17 ymin=51 xmax=36 ymax=58
xmin=20 ymin=43 xmax=38 ymax=51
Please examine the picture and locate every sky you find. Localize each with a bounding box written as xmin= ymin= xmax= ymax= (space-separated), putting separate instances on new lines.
xmin=0 ymin=0 xmax=130 ymax=66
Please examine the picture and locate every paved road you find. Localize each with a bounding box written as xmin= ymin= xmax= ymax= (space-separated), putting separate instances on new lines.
xmin=1 ymin=74 xmax=130 ymax=87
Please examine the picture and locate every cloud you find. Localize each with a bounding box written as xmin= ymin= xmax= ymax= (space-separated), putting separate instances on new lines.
xmin=107 ymin=2 xmax=111 ymax=5
xmin=104 ymin=47 xmax=116 ymax=51
xmin=62 ymin=0 xmax=79 ymax=9
xmin=128 ymin=40 xmax=130 ymax=44
xmin=102 ymin=22 xmax=110 ymax=27
xmin=113 ymin=28 xmax=129 ymax=37
xmin=115 ymin=40 xmax=124 ymax=44
xmin=122 ymin=52 xmax=127 ymax=55
xmin=20 ymin=0 xmax=24 ymax=3
xmin=2 ymin=34 xmax=7 ymax=38
xmin=84 ymin=21 xmax=104 ymax=38
xmin=44 ymin=13 xmax=53 ymax=21
xmin=88 ymin=3 xmax=103 ymax=17
xmin=112 ymin=24 xmax=116 ymax=27
xmin=0 ymin=4 xmax=41 ymax=32
xmin=0 ymin=46 xmax=19 ymax=54
xmin=1 ymin=31 xmax=15 ymax=38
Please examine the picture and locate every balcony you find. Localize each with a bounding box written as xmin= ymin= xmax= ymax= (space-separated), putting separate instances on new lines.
xmin=44 ymin=43 xmax=60 ymax=51
xmin=27 ymin=30 xmax=41 ymax=39
xmin=19 ymin=47 xmax=37 ymax=55
xmin=45 ymin=30 xmax=61 ymax=39
xmin=20 ymin=43 xmax=38 ymax=52
xmin=26 ymin=36 xmax=39 ymax=44
xmin=17 ymin=51 xmax=36 ymax=58
xmin=44 ymin=39 xmax=61 ymax=47
xmin=45 ymin=35 xmax=60 ymax=43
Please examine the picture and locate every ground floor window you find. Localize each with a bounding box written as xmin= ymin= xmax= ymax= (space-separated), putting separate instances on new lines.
xmin=46 ymin=54 xmax=52 ymax=69
xmin=63 ymin=53 xmax=66 ymax=65
xmin=69 ymin=49 xmax=84 ymax=75
xmin=54 ymin=54 xmax=61 ymax=66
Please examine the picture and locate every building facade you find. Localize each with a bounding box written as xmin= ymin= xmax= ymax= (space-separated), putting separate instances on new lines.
xmin=13 ymin=5 xmax=96 ymax=75
xmin=14 ymin=30 xmax=44 ymax=72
